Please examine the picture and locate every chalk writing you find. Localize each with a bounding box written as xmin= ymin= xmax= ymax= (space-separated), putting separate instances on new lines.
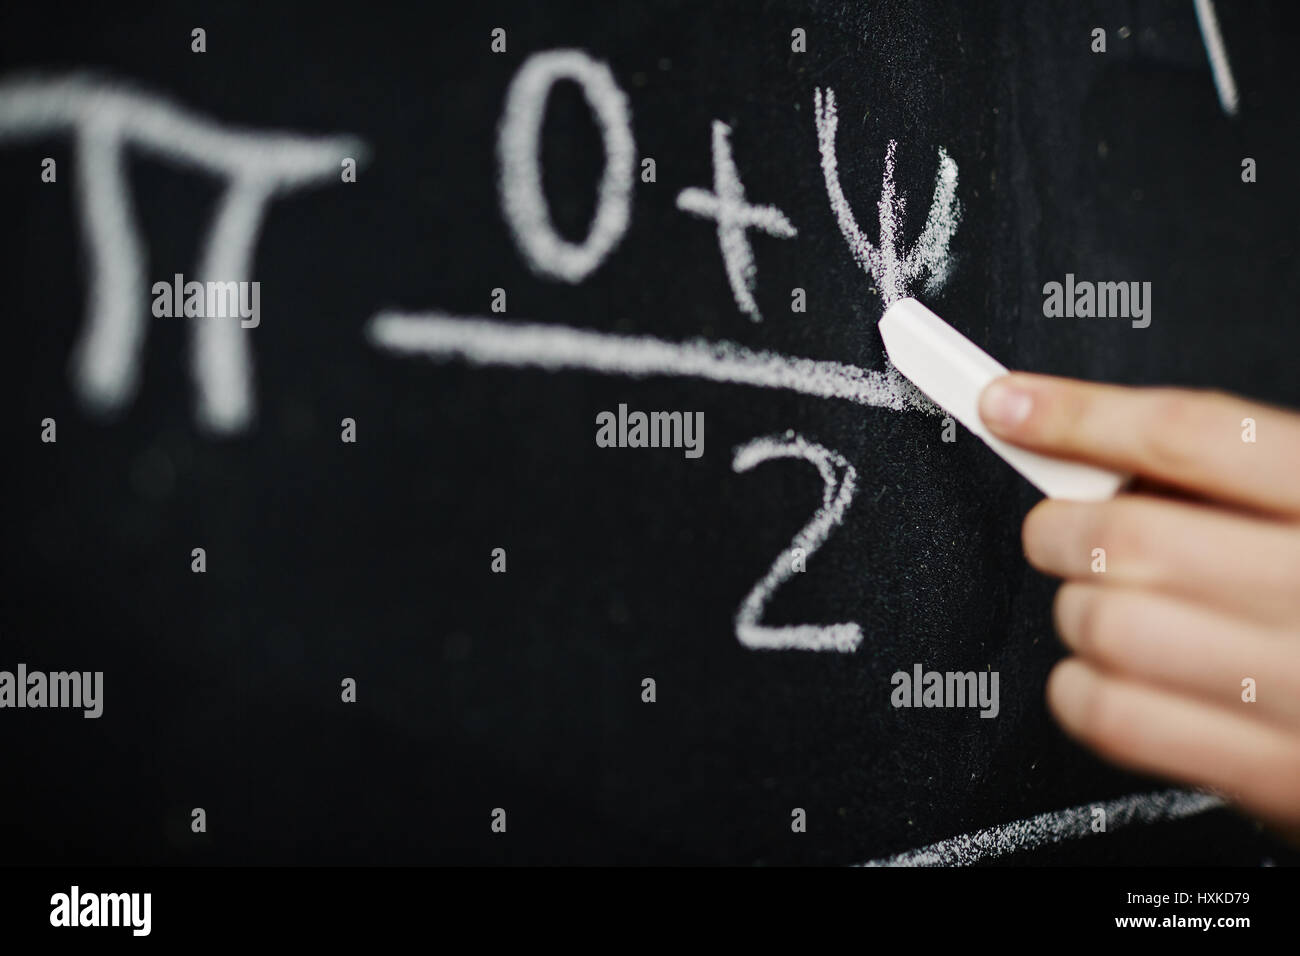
xmin=732 ymin=433 xmax=862 ymax=652
xmin=498 ymin=50 xmax=635 ymax=282
xmin=0 ymin=75 xmax=364 ymax=433
xmin=676 ymin=120 xmax=797 ymax=322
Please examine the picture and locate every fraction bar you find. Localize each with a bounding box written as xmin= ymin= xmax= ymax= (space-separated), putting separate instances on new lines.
xmin=367 ymin=311 xmax=939 ymax=414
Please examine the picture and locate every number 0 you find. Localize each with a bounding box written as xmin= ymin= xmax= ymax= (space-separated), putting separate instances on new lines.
xmin=497 ymin=49 xmax=635 ymax=283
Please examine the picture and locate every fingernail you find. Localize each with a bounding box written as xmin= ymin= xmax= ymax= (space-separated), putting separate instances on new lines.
xmin=980 ymin=378 xmax=1034 ymax=431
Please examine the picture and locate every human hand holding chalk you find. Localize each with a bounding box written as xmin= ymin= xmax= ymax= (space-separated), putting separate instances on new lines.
xmin=879 ymin=297 xmax=1300 ymax=842
xmin=980 ymin=371 xmax=1300 ymax=843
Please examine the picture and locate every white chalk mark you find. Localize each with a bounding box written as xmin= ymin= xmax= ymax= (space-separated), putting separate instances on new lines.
xmin=1194 ymin=0 xmax=1239 ymax=117
xmin=732 ymin=434 xmax=862 ymax=652
xmin=676 ymin=120 xmax=797 ymax=322
xmin=904 ymin=147 xmax=960 ymax=294
xmin=858 ymin=788 xmax=1224 ymax=866
xmin=72 ymin=120 xmax=145 ymax=411
xmin=813 ymin=87 xmax=961 ymax=306
xmin=498 ymin=50 xmax=635 ymax=283
xmin=0 ymin=74 xmax=366 ymax=433
xmin=367 ymin=312 xmax=940 ymax=414
xmin=193 ymin=177 xmax=273 ymax=433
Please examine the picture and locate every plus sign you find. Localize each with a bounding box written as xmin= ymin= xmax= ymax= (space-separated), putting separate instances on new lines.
xmin=676 ymin=121 xmax=796 ymax=322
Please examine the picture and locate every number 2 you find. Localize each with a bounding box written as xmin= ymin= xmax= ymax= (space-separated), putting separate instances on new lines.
xmin=731 ymin=432 xmax=862 ymax=652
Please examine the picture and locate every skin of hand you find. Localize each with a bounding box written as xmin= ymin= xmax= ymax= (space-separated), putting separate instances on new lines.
xmin=978 ymin=373 xmax=1300 ymax=842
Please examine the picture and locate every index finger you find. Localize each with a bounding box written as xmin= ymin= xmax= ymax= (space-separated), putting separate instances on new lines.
xmin=979 ymin=373 xmax=1300 ymax=517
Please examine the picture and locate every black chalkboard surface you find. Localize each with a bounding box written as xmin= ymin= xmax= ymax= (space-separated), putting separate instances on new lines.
xmin=1 ymin=0 xmax=1298 ymax=866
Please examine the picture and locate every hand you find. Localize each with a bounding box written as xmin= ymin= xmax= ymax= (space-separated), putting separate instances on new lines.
xmin=979 ymin=374 xmax=1300 ymax=840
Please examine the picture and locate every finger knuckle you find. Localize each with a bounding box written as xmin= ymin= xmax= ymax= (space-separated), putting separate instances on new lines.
xmin=1076 ymin=591 xmax=1126 ymax=658
xmin=1141 ymin=389 xmax=1209 ymax=474
xmin=1074 ymin=678 xmax=1130 ymax=751
xmin=1046 ymin=385 xmax=1091 ymax=445
xmin=1094 ymin=503 xmax=1151 ymax=566
xmin=1239 ymin=743 xmax=1300 ymax=820
xmin=1286 ymin=746 xmax=1300 ymax=808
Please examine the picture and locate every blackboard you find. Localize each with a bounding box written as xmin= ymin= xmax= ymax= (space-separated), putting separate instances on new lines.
xmin=2 ymin=0 xmax=1298 ymax=865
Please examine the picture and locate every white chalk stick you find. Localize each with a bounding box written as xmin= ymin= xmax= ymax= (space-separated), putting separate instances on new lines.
xmin=879 ymin=298 xmax=1128 ymax=501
